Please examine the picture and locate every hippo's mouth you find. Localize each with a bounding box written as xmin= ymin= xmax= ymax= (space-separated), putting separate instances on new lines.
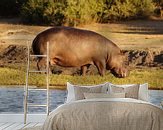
xmin=110 ymin=70 xmax=123 ymax=78
xmin=110 ymin=68 xmax=128 ymax=78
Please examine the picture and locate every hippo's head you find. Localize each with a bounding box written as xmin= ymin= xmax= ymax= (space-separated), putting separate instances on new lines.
xmin=106 ymin=51 xmax=129 ymax=78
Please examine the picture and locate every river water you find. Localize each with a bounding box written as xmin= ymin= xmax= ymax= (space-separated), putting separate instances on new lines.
xmin=0 ymin=88 xmax=162 ymax=113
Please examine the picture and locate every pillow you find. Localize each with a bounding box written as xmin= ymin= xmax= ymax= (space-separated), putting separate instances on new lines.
xmin=66 ymin=82 xmax=76 ymax=103
xmin=108 ymin=83 xmax=149 ymax=101
xmin=107 ymin=83 xmax=136 ymax=94
xmin=138 ymin=83 xmax=149 ymax=101
xmin=74 ymin=85 xmax=102 ymax=100
xmin=84 ymin=93 xmax=126 ymax=99
xmin=109 ymin=84 xmax=139 ymax=99
xmin=66 ymin=82 xmax=109 ymax=103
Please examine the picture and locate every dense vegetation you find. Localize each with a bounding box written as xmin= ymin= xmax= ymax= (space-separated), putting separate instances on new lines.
xmin=0 ymin=0 xmax=161 ymax=25
xmin=21 ymin=0 xmax=155 ymax=25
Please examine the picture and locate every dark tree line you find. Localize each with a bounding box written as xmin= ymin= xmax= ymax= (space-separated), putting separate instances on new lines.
xmin=0 ymin=0 xmax=160 ymax=26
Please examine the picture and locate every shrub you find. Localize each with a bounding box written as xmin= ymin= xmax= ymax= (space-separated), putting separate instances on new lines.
xmin=103 ymin=0 xmax=155 ymax=20
xmin=65 ymin=0 xmax=106 ymax=26
xmin=108 ymin=0 xmax=136 ymax=20
xmin=20 ymin=0 xmax=155 ymax=25
xmin=42 ymin=2 xmax=65 ymax=25
xmin=21 ymin=0 xmax=65 ymax=25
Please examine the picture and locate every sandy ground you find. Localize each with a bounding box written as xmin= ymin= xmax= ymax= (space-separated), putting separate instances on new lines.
xmin=82 ymin=20 xmax=163 ymax=50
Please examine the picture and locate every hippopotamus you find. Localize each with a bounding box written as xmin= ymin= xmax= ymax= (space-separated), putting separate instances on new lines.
xmin=32 ymin=26 xmax=129 ymax=78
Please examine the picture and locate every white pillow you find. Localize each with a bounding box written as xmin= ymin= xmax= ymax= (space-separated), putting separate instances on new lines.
xmin=138 ymin=83 xmax=149 ymax=102
xmin=66 ymin=82 xmax=109 ymax=103
xmin=66 ymin=82 xmax=76 ymax=103
xmin=108 ymin=83 xmax=149 ymax=101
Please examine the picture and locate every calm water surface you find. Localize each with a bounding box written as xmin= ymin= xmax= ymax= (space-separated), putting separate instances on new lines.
xmin=0 ymin=87 xmax=162 ymax=113
xmin=0 ymin=87 xmax=66 ymax=113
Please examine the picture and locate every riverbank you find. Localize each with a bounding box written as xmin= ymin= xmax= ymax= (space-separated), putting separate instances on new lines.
xmin=0 ymin=19 xmax=162 ymax=89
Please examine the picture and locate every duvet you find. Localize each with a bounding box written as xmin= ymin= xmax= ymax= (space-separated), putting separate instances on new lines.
xmin=42 ymin=98 xmax=163 ymax=130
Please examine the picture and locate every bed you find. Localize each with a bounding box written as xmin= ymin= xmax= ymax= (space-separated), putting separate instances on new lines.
xmin=41 ymin=82 xmax=163 ymax=130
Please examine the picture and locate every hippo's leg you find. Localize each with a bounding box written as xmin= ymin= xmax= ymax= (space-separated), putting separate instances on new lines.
xmin=37 ymin=58 xmax=52 ymax=73
xmin=94 ymin=61 xmax=106 ymax=76
xmin=37 ymin=58 xmax=46 ymax=72
xmin=81 ymin=64 xmax=91 ymax=76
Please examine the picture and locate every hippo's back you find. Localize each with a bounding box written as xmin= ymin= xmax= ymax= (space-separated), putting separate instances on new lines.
xmin=32 ymin=26 xmax=120 ymax=56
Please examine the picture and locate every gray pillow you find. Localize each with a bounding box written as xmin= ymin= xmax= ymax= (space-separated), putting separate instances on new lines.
xmin=110 ymin=84 xmax=140 ymax=99
xmin=74 ymin=85 xmax=103 ymax=100
xmin=84 ymin=93 xmax=126 ymax=99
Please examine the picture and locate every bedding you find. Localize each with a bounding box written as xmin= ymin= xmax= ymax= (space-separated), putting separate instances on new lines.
xmin=66 ymin=82 xmax=108 ymax=103
xmin=84 ymin=92 xmax=126 ymax=99
xmin=66 ymin=82 xmax=149 ymax=103
xmin=139 ymin=83 xmax=149 ymax=101
xmin=73 ymin=85 xmax=102 ymax=100
xmin=108 ymin=83 xmax=149 ymax=101
xmin=42 ymin=98 xmax=163 ymax=130
xmin=109 ymin=84 xmax=139 ymax=99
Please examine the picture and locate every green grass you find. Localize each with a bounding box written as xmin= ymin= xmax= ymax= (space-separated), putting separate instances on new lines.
xmin=0 ymin=67 xmax=162 ymax=90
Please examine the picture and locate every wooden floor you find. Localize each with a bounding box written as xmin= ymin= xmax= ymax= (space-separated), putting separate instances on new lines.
xmin=0 ymin=122 xmax=43 ymax=130
xmin=0 ymin=114 xmax=46 ymax=130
